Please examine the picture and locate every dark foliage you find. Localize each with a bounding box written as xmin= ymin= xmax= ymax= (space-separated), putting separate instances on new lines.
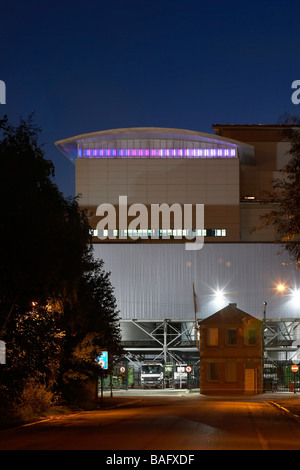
xmin=256 ymin=114 xmax=300 ymax=267
xmin=0 ymin=115 xmax=123 ymax=417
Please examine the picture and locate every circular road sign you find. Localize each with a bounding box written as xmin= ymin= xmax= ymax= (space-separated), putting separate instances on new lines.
xmin=291 ymin=365 xmax=299 ymax=373
xmin=120 ymin=366 xmax=126 ymax=373
xmin=185 ymin=366 xmax=192 ymax=373
xmin=98 ymin=360 xmax=105 ymax=368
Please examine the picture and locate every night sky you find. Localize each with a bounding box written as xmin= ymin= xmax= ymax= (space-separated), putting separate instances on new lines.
xmin=1 ymin=0 xmax=300 ymax=196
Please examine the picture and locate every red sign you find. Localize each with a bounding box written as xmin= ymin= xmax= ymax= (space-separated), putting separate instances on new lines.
xmin=185 ymin=366 xmax=192 ymax=373
xmin=291 ymin=365 xmax=299 ymax=373
xmin=120 ymin=366 xmax=126 ymax=373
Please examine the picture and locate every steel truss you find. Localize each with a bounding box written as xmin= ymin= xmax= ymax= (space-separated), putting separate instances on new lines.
xmin=263 ymin=318 xmax=300 ymax=363
xmin=120 ymin=317 xmax=300 ymax=366
xmin=120 ymin=319 xmax=199 ymax=367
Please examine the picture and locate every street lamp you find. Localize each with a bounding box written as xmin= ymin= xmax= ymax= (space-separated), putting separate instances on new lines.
xmin=276 ymin=284 xmax=300 ymax=305
xmin=214 ymin=288 xmax=226 ymax=302
xmin=262 ymin=302 xmax=267 ymax=390
xmin=291 ymin=288 xmax=300 ymax=301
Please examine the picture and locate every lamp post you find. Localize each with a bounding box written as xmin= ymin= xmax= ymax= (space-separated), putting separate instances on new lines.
xmin=262 ymin=302 xmax=267 ymax=391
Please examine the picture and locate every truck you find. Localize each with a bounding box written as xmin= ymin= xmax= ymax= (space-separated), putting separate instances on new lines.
xmin=174 ymin=363 xmax=188 ymax=388
xmin=141 ymin=362 xmax=164 ymax=388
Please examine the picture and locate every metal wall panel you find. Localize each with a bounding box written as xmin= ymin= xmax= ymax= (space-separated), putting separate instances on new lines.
xmin=93 ymin=243 xmax=300 ymax=321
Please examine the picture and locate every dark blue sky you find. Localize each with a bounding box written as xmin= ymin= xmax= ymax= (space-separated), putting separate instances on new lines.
xmin=1 ymin=0 xmax=300 ymax=196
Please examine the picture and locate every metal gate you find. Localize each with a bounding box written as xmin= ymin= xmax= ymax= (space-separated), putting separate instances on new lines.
xmin=263 ymin=360 xmax=300 ymax=392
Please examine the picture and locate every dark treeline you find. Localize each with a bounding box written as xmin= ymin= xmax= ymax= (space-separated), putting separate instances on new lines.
xmin=0 ymin=115 xmax=123 ymax=424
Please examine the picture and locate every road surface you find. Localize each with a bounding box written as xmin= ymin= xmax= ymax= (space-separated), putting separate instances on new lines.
xmin=1 ymin=394 xmax=300 ymax=450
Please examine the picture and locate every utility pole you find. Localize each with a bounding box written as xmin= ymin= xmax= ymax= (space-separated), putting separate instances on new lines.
xmin=193 ymin=283 xmax=199 ymax=349
xmin=262 ymin=301 xmax=267 ymax=392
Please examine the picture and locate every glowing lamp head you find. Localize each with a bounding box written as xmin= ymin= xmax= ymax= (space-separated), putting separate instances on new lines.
xmin=214 ymin=288 xmax=226 ymax=302
xmin=291 ymin=289 xmax=300 ymax=301
xmin=215 ymin=289 xmax=224 ymax=298
xmin=276 ymin=284 xmax=286 ymax=292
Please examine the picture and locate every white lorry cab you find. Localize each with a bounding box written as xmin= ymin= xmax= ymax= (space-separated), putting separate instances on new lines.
xmin=141 ymin=362 xmax=164 ymax=388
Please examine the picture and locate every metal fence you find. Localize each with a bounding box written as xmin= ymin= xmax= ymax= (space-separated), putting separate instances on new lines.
xmin=263 ymin=360 xmax=300 ymax=393
xmin=102 ymin=362 xmax=200 ymax=391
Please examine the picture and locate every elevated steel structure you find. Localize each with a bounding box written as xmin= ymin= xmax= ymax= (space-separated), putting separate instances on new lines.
xmin=120 ymin=317 xmax=300 ymax=367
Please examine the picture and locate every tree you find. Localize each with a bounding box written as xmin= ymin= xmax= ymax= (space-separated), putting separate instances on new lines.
xmin=0 ymin=114 xmax=123 ymax=415
xmin=1 ymin=301 xmax=64 ymax=404
xmin=58 ymin=259 xmax=123 ymax=403
xmin=0 ymin=114 xmax=92 ymax=335
xmin=255 ymin=115 xmax=300 ymax=267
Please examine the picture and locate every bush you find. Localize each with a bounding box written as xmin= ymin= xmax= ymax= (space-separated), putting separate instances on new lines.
xmin=15 ymin=379 xmax=56 ymax=422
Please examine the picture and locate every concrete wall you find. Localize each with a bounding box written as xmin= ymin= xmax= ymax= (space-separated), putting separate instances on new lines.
xmin=76 ymin=157 xmax=240 ymax=206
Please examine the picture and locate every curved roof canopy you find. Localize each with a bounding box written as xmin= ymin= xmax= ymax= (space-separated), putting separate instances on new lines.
xmin=55 ymin=127 xmax=254 ymax=164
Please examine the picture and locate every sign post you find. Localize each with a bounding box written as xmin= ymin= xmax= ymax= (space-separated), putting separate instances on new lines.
xmin=185 ymin=366 xmax=192 ymax=390
xmin=96 ymin=352 xmax=108 ymax=405
xmin=291 ymin=364 xmax=298 ymax=394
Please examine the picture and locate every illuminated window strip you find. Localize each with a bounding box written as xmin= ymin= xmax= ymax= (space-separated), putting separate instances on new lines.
xmin=90 ymin=228 xmax=227 ymax=238
xmin=81 ymin=148 xmax=236 ymax=158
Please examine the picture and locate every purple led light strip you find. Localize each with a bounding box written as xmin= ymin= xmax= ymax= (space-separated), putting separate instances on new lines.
xmin=81 ymin=148 xmax=236 ymax=158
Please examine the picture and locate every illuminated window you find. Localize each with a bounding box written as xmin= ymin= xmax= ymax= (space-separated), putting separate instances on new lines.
xmin=207 ymin=327 xmax=218 ymax=346
xmin=196 ymin=229 xmax=206 ymax=236
xmin=92 ymin=228 xmax=226 ymax=238
xmin=81 ymin=147 xmax=237 ymax=159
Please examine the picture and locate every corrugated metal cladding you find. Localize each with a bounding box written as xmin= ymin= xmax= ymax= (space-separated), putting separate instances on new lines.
xmin=93 ymin=243 xmax=300 ymax=320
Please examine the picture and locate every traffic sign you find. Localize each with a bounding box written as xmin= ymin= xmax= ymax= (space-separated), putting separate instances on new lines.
xmin=96 ymin=351 xmax=108 ymax=369
xmin=185 ymin=366 xmax=192 ymax=373
xmin=291 ymin=365 xmax=299 ymax=373
xmin=120 ymin=366 xmax=126 ymax=373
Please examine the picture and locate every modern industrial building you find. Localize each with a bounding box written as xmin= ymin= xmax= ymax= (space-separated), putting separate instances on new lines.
xmin=56 ymin=125 xmax=300 ymax=392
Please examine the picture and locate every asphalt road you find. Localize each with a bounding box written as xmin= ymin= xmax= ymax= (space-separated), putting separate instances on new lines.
xmin=1 ymin=392 xmax=300 ymax=450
